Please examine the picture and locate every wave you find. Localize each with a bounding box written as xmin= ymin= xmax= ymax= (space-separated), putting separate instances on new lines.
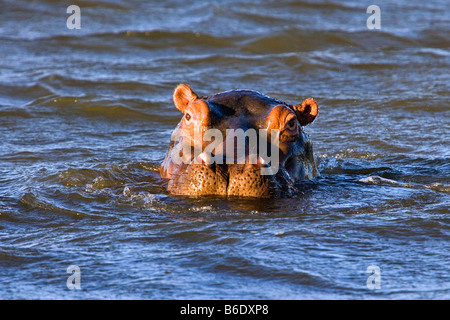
xmin=239 ymin=28 xmax=425 ymax=54
xmin=19 ymin=192 xmax=90 ymax=218
xmin=359 ymin=175 xmax=450 ymax=193
xmin=6 ymin=26 xmax=442 ymax=55
xmin=24 ymin=93 xmax=175 ymax=121
xmin=0 ymin=106 xmax=33 ymax=119
xmin=0 ymin=83 xmax=53 ymax=104
xmin=37 ymin=74 xmax=169 ymax=94
xmin=255 ymin=0 xmax=361 ymax=12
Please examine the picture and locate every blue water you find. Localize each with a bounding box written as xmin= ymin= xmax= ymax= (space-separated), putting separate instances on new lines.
xmin=0 ymin=0 xmax=449 ymax=299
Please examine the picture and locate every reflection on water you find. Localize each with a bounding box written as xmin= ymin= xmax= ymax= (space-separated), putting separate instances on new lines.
xmin=0 ymin=0 xmax=449 ymax=299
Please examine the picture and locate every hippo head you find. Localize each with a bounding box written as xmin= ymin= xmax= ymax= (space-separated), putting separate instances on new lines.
xmin=159 ymin=84 xmax=319 ymax=198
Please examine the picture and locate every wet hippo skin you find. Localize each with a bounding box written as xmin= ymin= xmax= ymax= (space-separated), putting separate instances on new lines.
xmin=160 ymin=84 xmax=319 ymax=198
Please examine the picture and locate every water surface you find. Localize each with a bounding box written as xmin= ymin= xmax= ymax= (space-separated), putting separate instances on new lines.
xmin=0 ymin=0 xmax=449 ymax=299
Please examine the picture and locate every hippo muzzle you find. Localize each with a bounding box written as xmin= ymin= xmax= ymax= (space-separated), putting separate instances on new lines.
xmin=160 ymin=84 xmax=319 ymax=198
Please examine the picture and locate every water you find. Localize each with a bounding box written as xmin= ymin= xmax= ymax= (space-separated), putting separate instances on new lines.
xmin=0 ymin=0 xmax=449 ymax=299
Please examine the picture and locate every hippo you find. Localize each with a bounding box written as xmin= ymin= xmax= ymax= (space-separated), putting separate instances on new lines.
xmin=159 ymin=84 xmax=319 ymax=198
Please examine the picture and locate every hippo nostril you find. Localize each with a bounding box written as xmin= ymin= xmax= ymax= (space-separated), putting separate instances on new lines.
xmin=253 ymin=156 xmax=266 ymax=167
xmin=197 ymin=152 xmax=213 ymax=164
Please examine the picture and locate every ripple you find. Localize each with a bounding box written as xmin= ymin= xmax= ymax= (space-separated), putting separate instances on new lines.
xmin=19 ymin=192 xmax=87 ymax=218
xmin=26 ymin=94 xmax=168 ymax=121
xmin=360 ymin=176 xmax=450 ymax=194
xmin=1 ymin=0 xmax=449 ymax=300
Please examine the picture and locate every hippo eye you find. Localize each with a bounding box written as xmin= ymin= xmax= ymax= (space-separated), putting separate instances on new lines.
xmin=185 ymin=113 xmax=191 ymax=121
xmin=287 ymin=118 xmax=296 ymax=128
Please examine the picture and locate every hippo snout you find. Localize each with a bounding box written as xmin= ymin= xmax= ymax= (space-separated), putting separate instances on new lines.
xmin=167 ymin=154 xmax=297 ymax=198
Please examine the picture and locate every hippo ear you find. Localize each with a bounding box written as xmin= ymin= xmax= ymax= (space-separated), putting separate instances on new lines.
xmin=173 ymin=84 xmax=198 ymax=114
xmin=292 ymin=98 xmax=318 ymax=126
